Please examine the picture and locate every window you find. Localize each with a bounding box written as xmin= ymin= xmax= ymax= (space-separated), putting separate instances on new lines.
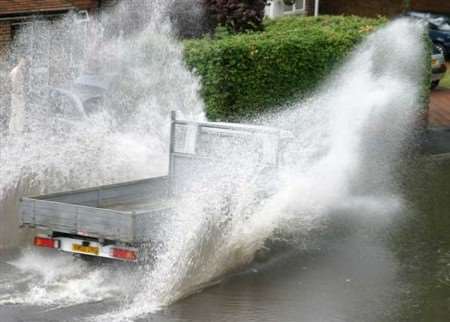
xmin=265 ymin=1 xmax=307 ymax=19
xmin=283 ymin=0 xmax=305 ymax=14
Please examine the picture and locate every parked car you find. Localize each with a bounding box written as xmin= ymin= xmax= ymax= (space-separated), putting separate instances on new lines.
xmin=432 ymin=44 xmax=447 ymax=89
xmin=406 ymin=11 xmax=450 ymax=58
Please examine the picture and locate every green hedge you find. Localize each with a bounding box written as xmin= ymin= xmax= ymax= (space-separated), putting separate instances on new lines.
xmin=184 ymin=15 xmax=387 ymax=120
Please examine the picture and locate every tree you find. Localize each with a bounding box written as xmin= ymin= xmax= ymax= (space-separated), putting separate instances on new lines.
xmin=205 ymin=0 xmax=268 ymax=33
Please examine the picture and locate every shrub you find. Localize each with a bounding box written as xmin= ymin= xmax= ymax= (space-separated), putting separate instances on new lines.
xmin=184 ymin=15 xmax=387 ymax=120
xmin=205 ymin=0 xmax=268 ymax=33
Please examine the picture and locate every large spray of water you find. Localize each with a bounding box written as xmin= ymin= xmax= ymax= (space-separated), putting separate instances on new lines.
xmin=96 ymin=19 xmax=427 ymax=321
xmin=0 ymin=1 xmax=427 ymax=319
xmin=0 ymin=0 xmax=204 ymax=248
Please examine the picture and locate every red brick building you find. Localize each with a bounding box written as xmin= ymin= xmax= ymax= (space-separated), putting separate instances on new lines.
xmin=319 ymin=0 xmax=450 ymax=17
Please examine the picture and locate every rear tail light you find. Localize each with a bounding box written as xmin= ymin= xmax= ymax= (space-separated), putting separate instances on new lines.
xmin=111 ymin=248 xmax=137 ymax=262
xmin=34 ymin=236 xmax=59 ymax=249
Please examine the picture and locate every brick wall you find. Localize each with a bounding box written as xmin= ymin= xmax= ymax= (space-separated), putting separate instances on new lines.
xmin=319 ymin=0 xmax=450 ymax=17
xmin=319 ymin=0 xmax=404 ymax=17
xmin=411 ymin=0 xmax=450 ymax=15
xmin=0 ymin=22 xmax=10 ymax=58
xmin=0 ymin=22 xmax=10 ymax=47
xmin=0 ymin=1 xmax=98 ymax=15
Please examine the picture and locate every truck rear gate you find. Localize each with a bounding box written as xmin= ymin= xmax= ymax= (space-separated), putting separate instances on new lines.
xmin=33 ymin=235 xmax=138 ymax=262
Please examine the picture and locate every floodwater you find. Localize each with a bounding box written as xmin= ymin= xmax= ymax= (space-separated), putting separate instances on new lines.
xmin=0 ymin=156 xmax=449 ymax=322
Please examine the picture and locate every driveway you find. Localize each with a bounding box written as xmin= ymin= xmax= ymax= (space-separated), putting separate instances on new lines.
xmin=425 ymin=78 xmax=450 ymax=155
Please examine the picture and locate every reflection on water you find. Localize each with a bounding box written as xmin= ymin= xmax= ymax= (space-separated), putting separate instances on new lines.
xmin=391 ymin=157 xmax=450 ymax=322
xmin=164 ymin=238 xmax=401 ymax=322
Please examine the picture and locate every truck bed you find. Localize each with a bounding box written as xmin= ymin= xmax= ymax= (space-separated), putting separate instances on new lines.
xmin=19 ymin=176 xmax=174 ymax=243
xmin=20 ymin=115 xmax=289 ymax=248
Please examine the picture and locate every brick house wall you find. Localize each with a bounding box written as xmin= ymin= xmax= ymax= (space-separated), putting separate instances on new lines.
xmin=319 ymin=0 xmax=404 ymax=17
xmin=0 ymin=22 xmax=10 ymax=55
xmin=0 ymin=1 xmax=98 ymax=15
xmin=411 ymin=0 xmax=450 ymax=15
xmin=319 ymin=0 xmax=450 ymax=17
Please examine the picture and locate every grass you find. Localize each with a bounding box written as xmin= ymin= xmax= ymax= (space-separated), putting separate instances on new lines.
xmin=439 ymin=68 xmax=450 ymax=89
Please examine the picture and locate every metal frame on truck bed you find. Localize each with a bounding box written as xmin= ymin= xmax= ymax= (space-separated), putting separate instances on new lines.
xmin=20 ymin=112 xmax=291 ymax=262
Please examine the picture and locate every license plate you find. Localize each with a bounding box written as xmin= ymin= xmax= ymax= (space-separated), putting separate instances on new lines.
xmin=72 ymin=244 xmax=99 ymax=255
xmin=432 ymin=59 xmax=439 ymax=67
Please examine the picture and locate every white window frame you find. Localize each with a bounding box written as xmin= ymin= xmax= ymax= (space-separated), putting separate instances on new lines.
xmin=265 ymin=0 xmax=307 ymax=19
xmin=283 ymin=0 xmax=306 ymax=15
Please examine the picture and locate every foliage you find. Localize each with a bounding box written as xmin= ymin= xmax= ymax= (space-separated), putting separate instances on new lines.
xmin=204 ymin=0 xmax=268 ymax=33
xmin=184 ymin=15 xmax=387 ymax=120
xmin=440 ymin=71 xmax=450 ymax=89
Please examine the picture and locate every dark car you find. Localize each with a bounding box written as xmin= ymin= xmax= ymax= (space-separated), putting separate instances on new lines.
xmin=406 ymin=11 xmax=450 ymax=58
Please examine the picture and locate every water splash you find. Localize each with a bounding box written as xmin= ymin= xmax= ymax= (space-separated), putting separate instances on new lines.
xmin=96 ymin=18 xmax=427 ymax=321
xmin=0 ymin=248 xmax=133 ymax=307
xmin=0 ymin=9 xmax=427 ymax=321
xmin=0 ymin=0 xmax=205 ymax=248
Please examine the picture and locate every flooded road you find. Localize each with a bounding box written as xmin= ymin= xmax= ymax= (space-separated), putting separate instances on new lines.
xmin=0 ymin=239 xmax=400 ymax=322
xmin=1 ymin=157 xmax=448 ymax=322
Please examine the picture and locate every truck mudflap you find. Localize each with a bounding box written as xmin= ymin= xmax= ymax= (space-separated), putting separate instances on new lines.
xmin=33 ymin=235 xmax=138 ymax=263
